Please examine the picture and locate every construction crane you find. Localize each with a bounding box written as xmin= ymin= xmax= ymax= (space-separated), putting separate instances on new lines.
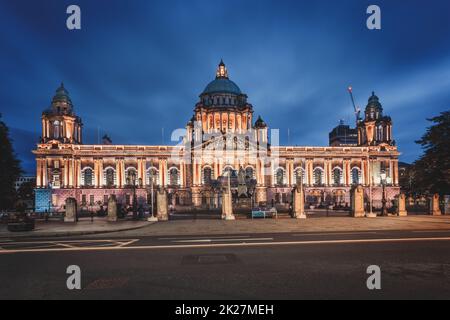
xmin=347 ymin=86 xmax=361 ymax=126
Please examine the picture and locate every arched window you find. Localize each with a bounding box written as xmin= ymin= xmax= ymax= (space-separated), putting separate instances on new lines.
xmin=223 ymin=166 xmax=234 ymax=177
xmin=351 ymin=167 xmax=361 ymax=185
xmin=245 ymin=167 xmax=254 ymax=179
xmin=275 ymin=168 xmax=285 ymax=186
xmin=53 ymin=120 xmax=61 ymax=139
xmin=295 ymin=168 xmax=306 ymax=186
xmin=105 ymin=168 xmax=116 ymax=187
xmin=146 ymin=168 xmax=159 ymax=186
xmin=333 ymin=168 xmax=343 ymax=186
xmin=203 ymin=167 xmax=213 ymax=185
xmin=313 ymin=168 xmax=324 ymax=186
xmin=125 ymin=168 xmax=138 ymax=186
xmin=169 ymin=168 xmax=180 ymax=186
xmin=82 ymin=168 xmax=93 ymax=187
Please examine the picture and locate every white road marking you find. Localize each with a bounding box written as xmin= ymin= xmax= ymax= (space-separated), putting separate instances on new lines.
xmin=159 ymin=236 xmax=252 ymax=240
xmin=0 ymin=239 xmax=137 ymax=245
xmin=117 ymin=239 xmax=139 ymax=247
xmin=51 ymin=242 xmax=76 ymax=249
xmin=172 ymin=238 xmax=274 ymax=243
xmin=1 ymin=236 xmax=450 ymax=254
xmin=292 ymin=232 xmax=378 ymax=236
xmin=412 ymin=230 xmax=450 ymax=234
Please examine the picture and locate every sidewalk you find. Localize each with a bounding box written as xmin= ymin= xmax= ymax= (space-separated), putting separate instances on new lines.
xmin=0 ymin=218 xmax=152 ymax=238
xmin=1 ymin=215 xmax=449 ymax=239
xmin=101 ymin=215 xmax=450 ymax=238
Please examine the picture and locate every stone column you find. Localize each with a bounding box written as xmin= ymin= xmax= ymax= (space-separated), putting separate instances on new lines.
xmin=430 ymin=194 xmax=442 ymax=216
xmin=351 ymin=185 xmax=365 ymax=218
xmin=107 ymin=195 xmax=118 ymax=222
xmin=36 ymin=159 xmax=42 ymax=188
xmin=292 ymin=186 xmax=306 ymax=219
xmin=120 ymin=159 xmax=126 ymax=188
xmin=397 ymin=193 xmax=407 ymax=216
xmin=393 ymin=160 xmax=399 ymax=186
xmin=43 ymin=159 xmax=48 ymax=187
xmin=157 ymin=188 xmax=169 ymax=221
xmin=68 ymin=158 xmax=74 ymax=187
xmin=64 ymin=197 xmax=77 ymax=222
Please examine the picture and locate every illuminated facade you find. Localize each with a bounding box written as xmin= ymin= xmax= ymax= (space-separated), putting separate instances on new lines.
xmin=34 ymin=61 xmax=400 ymax=213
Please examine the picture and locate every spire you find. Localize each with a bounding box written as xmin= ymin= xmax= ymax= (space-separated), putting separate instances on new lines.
xmin=216 ymin=59 xmax=229 ymax=79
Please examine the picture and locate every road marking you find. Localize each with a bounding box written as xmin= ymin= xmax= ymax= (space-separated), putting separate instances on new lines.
xmin=117 ymin=239 xmax=139 ymax=247
xmin=292 ymin=232 xmax=378 ymax=236
xmin=0 ymin=239 xmax=137 ymax=245
xmin=172 ymin=238 xmax=274 ymax=243
xmin=1 ymin=236 xmax=450 ymax=254
xmin=159 ymin=236 xmax=252 ymax=240
xmin=51 ymin=242 xmax=76 ymax=249
xmin=411 ymin=230 xmax=450 ymax=234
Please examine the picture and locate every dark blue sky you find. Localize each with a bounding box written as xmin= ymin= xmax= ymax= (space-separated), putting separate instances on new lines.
xmin=1 ymin=0 xmax=449 ymax=174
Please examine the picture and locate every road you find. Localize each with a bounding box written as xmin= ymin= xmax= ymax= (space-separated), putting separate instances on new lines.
xmin=1 ymin=229 xmax=450 ymax=299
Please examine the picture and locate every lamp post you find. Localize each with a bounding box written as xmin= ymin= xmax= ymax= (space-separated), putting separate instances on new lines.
xmin=147 ymin=173 xmax=158 ymax=222
xmin=380 ymin=171 xmax=388 ymax=216
xmin=126 ymin=171 xmax=141 ymax=220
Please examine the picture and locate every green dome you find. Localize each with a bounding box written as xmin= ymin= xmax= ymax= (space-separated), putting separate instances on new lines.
xmin=202 ymin=78 xmax=242 ymax=95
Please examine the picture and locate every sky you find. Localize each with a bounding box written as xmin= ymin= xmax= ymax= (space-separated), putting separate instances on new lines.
xmin=0 ymin=0 xmax=449 ymax=174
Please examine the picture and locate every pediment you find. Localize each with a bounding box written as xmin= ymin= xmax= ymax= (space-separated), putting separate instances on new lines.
xmin=193 ymin=133 xmax=267 ymax=152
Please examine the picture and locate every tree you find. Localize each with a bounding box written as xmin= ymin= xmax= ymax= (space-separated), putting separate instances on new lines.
xmin=411 ymin=111 xmax=450 ymax=195
xmin=0 ymin=114 xmax=22 ymax=210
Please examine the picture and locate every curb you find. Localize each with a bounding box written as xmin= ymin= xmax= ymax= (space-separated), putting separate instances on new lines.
xmin=0 ymin=222 xmax=155 ymax=239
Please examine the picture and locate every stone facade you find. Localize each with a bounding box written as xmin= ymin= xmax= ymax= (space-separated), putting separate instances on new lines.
xmin=34 ymin=61 xmax=401 ymax=213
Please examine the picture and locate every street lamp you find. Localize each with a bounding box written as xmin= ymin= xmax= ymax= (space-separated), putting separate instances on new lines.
xmin=126 ymin=171 xmax=142 ymax=220
xmin=380 ymin=171 xmax=388 ymax=216
xmin=147 ymin=173 xmax=158 ymax=222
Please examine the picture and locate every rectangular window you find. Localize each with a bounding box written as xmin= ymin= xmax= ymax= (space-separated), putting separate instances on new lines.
xmin=82 ymin=195 xmax=87 ymax=206
xmin=126 ymin=194 xmax=131 ymax=205
xmin=104 ymin=195 xmax=108 ymax=204
xmin=90 ymin=195 xmax=95 ymax=206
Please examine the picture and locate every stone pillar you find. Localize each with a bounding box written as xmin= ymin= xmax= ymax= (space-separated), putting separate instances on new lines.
xmin=397 ymin=193 xmax=407 ymax=216
xmin=43 ymin=159 xmax=48 ymax=187
xmin=292 ymin=186 xmax=306 ymax=219
xmin=36 ymin=159 xmax=42 ymax=188
xmin=107 ymin=195 xmax=118 ymax=222
xmin=157 ymin=188 xmax=169 ymax=221
xmin=351 ymin=185 xmax=365 ymax=218
xmin=222 ymin=186 xmax=235 ymax=220
xmin=64 ymin=197 xmax=77 ymax=222
xmin=255 ymin=186 xmax=267 ymax=205
xmin=191 ymin=186 xmax=202 ymax=207
xmin=430 ymin=194 xmax=442 ymax=216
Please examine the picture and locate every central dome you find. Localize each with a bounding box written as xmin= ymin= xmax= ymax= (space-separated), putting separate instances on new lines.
xmin=201 ymin=60 xmax=242 ymax=95
xmin=203 ymin=78 xmax=242 ymax=95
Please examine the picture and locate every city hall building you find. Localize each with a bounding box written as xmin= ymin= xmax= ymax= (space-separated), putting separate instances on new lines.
xmin=34 ymin=61 xmax=400 ymax=213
